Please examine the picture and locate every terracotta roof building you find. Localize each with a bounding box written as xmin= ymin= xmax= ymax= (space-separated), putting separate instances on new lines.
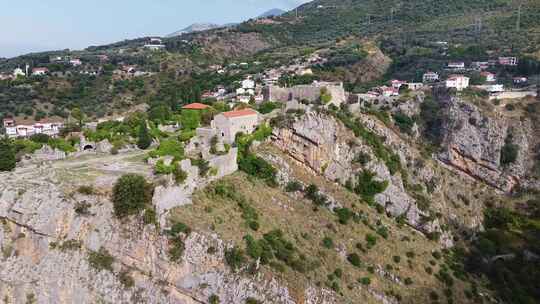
xmin=182 ymin=103 xmax=210 ymax=110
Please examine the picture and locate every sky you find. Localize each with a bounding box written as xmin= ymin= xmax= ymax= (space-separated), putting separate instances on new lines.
xmin=0 ymin=0 xmax=310 ymax=58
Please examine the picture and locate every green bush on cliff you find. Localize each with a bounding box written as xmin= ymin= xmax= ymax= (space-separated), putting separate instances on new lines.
xmin=111 ymin=174 xmax=153 ymax=218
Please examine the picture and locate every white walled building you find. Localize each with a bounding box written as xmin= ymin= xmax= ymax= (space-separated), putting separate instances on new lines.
xmin=446 ymin=75 xmax=470 ymax=91
xmin=211 ymin=109 xmax=260 ymax=144
xmin=422 ymin=72 xmax=439 ymax=82
xmin=2 ymin=118 xmax=64 ymax=138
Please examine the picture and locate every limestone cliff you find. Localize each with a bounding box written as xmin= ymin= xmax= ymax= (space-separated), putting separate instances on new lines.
xmin=0 ymin=156 xmax=331 ymax=304
xmin=438 ymin=97 xmax=532 ymax=192
xmin=271 ymin=111 xmax=423 ymax=227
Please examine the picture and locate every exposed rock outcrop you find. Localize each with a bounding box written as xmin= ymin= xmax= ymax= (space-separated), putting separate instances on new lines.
xmin=438 ymin=97 xmax=531 ymax=192
xmin=271 ymin=111 xmax=424 ymax=227
xmin=0 ymin=161 xmax=331 ymax=304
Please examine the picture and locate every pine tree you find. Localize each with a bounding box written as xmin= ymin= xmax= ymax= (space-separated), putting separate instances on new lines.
xmin=137 ymin=120 xmax=152 ymax=150
xmin=0 ymin=138 xmax=16 ymax=171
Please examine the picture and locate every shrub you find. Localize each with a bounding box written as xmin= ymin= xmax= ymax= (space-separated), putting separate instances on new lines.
xmin=169 ymin=222 xmax=192 ymax=236
xmin=334 ymin=268 xmax=343 ymax=279
xmin=245 ymin=298 xmax=261 ymax=304
xmin=322 ymin=237 xmax=334 ymax=249
xmin=174 ymin=164 xmax=188 ymax=184
xmin=29 ymin=133 xmax=51 ymax=144
xmin=365 ymin=234 xmax=377 ymax=248
xmin=500 ymin=133 xmax=518 ymax=166
xmin=359 ymin=277 xmax=371 ymax=285
xmin=225 ymin=247 xmax=246 ymax=271
xmin=353 ymin=152 xmax=371 ymax=166
xmin=393 ymin=255 xmax=401 ymax=264
xmin=137 ymin=120 xmax=152 ymax=150
xmin=404 ymin=277 xmax=413 ymax=285
xmin=168 ymin=238 xmax=185 ymax=262
xmin=432 ymin=251 xmax=442 ymax=260
xmin=142 ymin=208 xmax=157 ymax=225
xmin=335 ymin=207 xmax=354 ymax=225
xmin=111 ymin=174 xmax=153 ymax=218
xmin=77 ymin=185 xmax=95 ymax=195
xmin=209 ymin=294 xmax=220 ymax=304
xmin=88 ymin=248 xmax=114 ymax=272
xmin=0 ymin=139 xmax=16 ymax=172
xmin=149 ymin=139 xmax=184 ymax=160
xmin=347 ymin=253 xmax=362 ymax=267
xmin=393 ymin=112 xmax=415 ymax=134
xmin=285 ymin=180 xmax=303 ymax=192
xmin=376 ymin=226 xmax=389 ymax=239
xmin=354 ymin=170 xmax=388 ymax=204
xmin=74 ymin=202 xmax=92 ymax=216
xmin=118 ymin=271 xmax=135 ymax=288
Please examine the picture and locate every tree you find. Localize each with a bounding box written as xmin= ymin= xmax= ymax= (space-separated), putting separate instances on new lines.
xmin=137 ymin=120 xmax=152 ymax=150
xmin=71 ymin=107 xmax=85 ymax=128
xmin=0 ymin=138 xmax=16 ymax=171
xmin=111 ymin=174 xmax=153 ymax=218
xmin=180 ymin=110 xmax=201 ymax=131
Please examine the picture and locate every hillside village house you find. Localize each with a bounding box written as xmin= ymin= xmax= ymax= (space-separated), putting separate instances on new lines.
xmin=211 ymin=109 xmax=259 ymax=144
xmin=3 ymin=118 xmax=64 ymax=138
xmin=32 ymin=67 xmax=49 ymax=76
xmin=13 ymin=67 xmax=26 ymax=78
xmin=513 ymin=77 xmax=528 ymax=85
xmin=423 ymin=72 xmax=439 ymax=82
xmin=472 ymin=61 xmax=489 ymax=70
xmin=446 ymin=75 xmax=470 ymax=91
xmin=182 ymin=103 xmax=210 ymax=110
xmin=481 ymin=71 xmax=496 ymax=82
xmin=70 ymin=59 xmax=82 ymax=66
xmin=498 ymin=57 xmax=518 ymax=66
xmin=447 ymin=62 xmax=465 ymax=70
xmin=391 ymin=80 xmax=406 ymax=89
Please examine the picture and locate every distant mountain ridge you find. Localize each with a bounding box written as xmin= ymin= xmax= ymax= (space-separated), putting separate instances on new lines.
xmin=258 ymin=8 xmax=285 ymax=18
xmin=166 ymin=23 xmax=222 ymax=37
xmin=166 ymin=8 xmax=286 ymax=37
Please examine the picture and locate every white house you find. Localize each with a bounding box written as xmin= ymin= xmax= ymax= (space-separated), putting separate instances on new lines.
xmin=391 ymin=80 xmax=406 ymax=89
xmin=447 ymin=62 xmax=465 ymax=69
xmin=2 ymin=118 xmax=64 ymax=138
xmin=144 ymin=44 xmax=166 ymax=51
xmin=513 ymin=77 xmax=528 ymax=85
xmin=423 ymin=72 xmax=439 ymax=82
xmin=13 ymin=68 xmax=25 ymax=78
xmin=446 ymin=75 xmax=470 ymax=91
xmin=211 ymin=109 xmax=260 ymax=144
xmin=70 ymin=59 xmax=82 ymax=66
xmin=480 ymin=71 xmax=496 ymax=82
xmin=407 ymin=83 xmax=424 ymax=91
xmin=498 ymin=57 xmax=518 ymax=66
xmin=380 ymin=86 xmax=399 ymax=97
xmin=32 ymin=67 xmax=49 ymax=76
xmin=242 ymin=79 xmax=255 ymax=90
xmin=485 ymin=84 xmax=504 ymax=93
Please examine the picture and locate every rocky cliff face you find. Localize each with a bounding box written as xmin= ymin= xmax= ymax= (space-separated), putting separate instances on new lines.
xmin=0 ymin=157 xmax=329 ymax=304
xmin=438 ymin=98 xmax=532 ymax=192
xmin=272 ymin=111 xmax=424 ymax=227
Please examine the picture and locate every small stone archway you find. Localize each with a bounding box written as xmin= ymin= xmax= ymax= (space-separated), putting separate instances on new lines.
xmin=83 ymin=144 xmax=95 ymax=151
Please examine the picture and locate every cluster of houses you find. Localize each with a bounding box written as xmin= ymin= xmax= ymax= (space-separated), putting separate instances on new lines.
xmin=2 ymin=118 xmax=64 ymax=138
xmin=143 ymin=38 xmax=166 ymax=51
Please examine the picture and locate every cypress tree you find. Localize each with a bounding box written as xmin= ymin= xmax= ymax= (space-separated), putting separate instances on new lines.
xmin=137 ymin=120 xmax=152 ymax=150
xmin=0 ymin=138 xmax=16 ymax=171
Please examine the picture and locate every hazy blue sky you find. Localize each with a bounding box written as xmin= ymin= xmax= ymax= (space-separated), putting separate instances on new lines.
xmin=0 ymin=0 xmax=309 ymax=58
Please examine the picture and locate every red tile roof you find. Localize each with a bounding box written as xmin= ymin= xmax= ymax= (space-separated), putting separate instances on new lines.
xmin=182 ymin=103 xmax=210 ymax=110
xmin=222 ymin=108 xmax=258 ymax=118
